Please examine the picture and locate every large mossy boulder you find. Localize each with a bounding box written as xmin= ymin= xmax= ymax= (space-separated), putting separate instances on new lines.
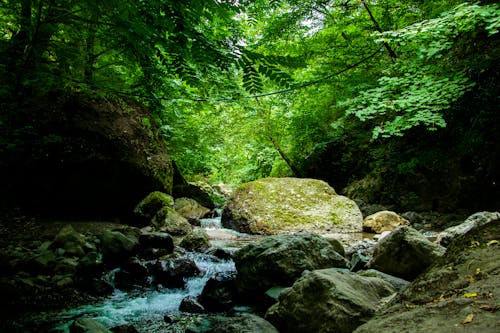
xmin=221 ymin=177 xmax=363 ymax=234
xmin=354 ymin=219 xmax=500 ymax=333
xmin=0 ymin=91 xmax=173 ymax=218
xmin=133 ymin=192 xmax=175 ymax=227
xmin=233 ymin=232 xmax=349 ymax=299
xmin=151 ymin=207 xmax=193 ymax=236
xmin=265 ymin=269 xmax=396 ymax=333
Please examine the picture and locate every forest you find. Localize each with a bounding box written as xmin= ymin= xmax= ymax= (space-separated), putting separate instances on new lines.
xmin=1 ymin=0 xmax=499 ymax=214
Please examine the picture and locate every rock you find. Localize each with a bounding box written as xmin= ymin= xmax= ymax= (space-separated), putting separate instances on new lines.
xmin=180 ymin=230 xmax=210 ymax=252
xmin=77 ymin=252 xmax=104 ymax=277
xmin=186 ymin=314 xmax=279 ymax=333
xmin=179 ymin=295 xmax=205 ymax=313
xmin=199 ymin=271 xmax=237 ymax=312
xmin=174 ymin=197 xmax=210 ymax=219
xmin=152 ymin=257 xmax=200 ymax=289
xmin=98 ymin=230 xmax=138 ymax=265
xmin=138 ymin=232 xmax=174 ymax=252
xmin=265 ymin=269 xmax=396 ymax=333
xmin=234 ymin=232 xmax=349 ymax=299
xmin=70 ymin=317 xmax=112 ymax=333
xmin=51 ymin=225 xmax=87 ymax=257
xmin=114 ymin=257 xmax=149 ymax=290
xmin=354 ymin=219 xmax=500 ymax=333
xmin=151 ymin=207 xmax=193 ymax=236
xmin=325 ymin=237 xmax=346 ymax=257
xmin=29 ymin=250 xmax=57 ymax=273
xmin=133 ymin=191 xmax=175 ymax=227
xmin=435 ymin=211 xmax=500 ymax=246
xmin=110 ymin=324 xmax=139 ymax=333
xmin=357 ymin=269 xmax=410 ymax=292
xmin=2 ymin=91 xmax=173 ymax=219
xmin=221 ymin=177 xmax=363 ymax=234
xmin=205 ymin=247 xmax=233 ymax=260
xmin=350 ymin=251 xmax=370 ymax=272
xmin=363 ymin=211 xmax=410 ymax=233
xmin=368 ymin=226 xmax=446 ymax=280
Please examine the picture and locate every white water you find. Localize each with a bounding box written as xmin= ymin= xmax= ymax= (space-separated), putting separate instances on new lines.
xmin=50 ymin=252 xmax=235 ymax=332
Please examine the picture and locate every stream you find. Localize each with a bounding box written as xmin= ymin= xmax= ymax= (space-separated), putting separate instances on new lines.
xmin=29 ymin=216 xmax=373 ymax=332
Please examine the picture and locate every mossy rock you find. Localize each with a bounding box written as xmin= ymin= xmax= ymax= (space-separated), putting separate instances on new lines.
xmin=152 ymin=207 xmax=192 ymax=236
xmin=133 ymin=191 xmax=175 ymax=227
xmin=221 ymin=177 xmax=363 ymax=234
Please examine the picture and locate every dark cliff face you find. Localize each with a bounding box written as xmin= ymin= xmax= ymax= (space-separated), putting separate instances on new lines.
xmin=0 ymin=91 xmax=173 ymax=219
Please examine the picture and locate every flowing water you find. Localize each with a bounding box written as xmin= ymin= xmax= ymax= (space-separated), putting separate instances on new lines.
xmin=29 ymin=216 xmax=374 ymax=332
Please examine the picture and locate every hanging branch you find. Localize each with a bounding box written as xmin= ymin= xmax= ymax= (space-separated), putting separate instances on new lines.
xmin=360 ymin=0 xmax=397 ymax=59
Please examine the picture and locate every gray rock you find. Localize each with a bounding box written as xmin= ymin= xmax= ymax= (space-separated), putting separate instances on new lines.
xmin=186 ymin=314 xmax=279 ymax=333
xmin=70 ymin=318 xmax=112 ymax=333
xmin=357 ymin=269 xmax=410 ymax=292
xmin=435 ymin=211 xmax=500 ymax=246
xmin=174 ymin=197 xmax=210 ymax=219
xmin=138 ymin=232 xmax=174 ymax=252
xmin=51 ymin=224 xmax=87 ymax=257
xmin=234 ymin=232 xmax=349 ymax=298
xmin=265 ymin=269 xmax=396 ymax=333
xmin=368 ymin=226 xmax=446 ymax=280
xmin=98 ymin=230 xmax=138 ymax=265
xmin=179 ymin=295 xmax=205 ymax=313
xmin=199 ymin=271 xmax=237 ymax=312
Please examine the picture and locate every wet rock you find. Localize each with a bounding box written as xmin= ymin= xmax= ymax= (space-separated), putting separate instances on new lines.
xmin=435 ymin=211 xmax=500 ymax=246
xmin=357 ymin=269 xmax=410 ymax=292
xmin=199 ymin=271 xmax=237 ymax=312
xmin=110 ymin=324 xmax=139 ymax=333
xmin=51 ymin=225 xmax=88 ymax=257
xmin=180 ymin=230 xmax=210 ymax=252
xmin=222 ymin=177 xmax=363 ymax=234
xmin=76 ymin=277 xmax=114 ymax=296
xmin=363 ymin=211 xmax=410 ymax=233
xmin=151 ymin=207 xmax=192 ymax=236
xmin=350 ymin=251 xmax=370 ymax=272
xmin=77 ymin=252 xmax=104 ymax=277
xmin=205 ymin=247 xmax=233 ymax=260
xmin=133 ymin=191 xmax=175 ymax=227
xmin=70 ymin=317 xmax=112 ymax=333
xmin=138 ymin=232 xmax=174 ymax=252
xmin=174 ymin=197 xmax=210 ymax=220
xmin=186 ymin=314 xmax=279 ymax=333
xmin=152 ymin=257 xmax=199 ymax=289
xmin=368 ymin=226 xmax=446 ymax=280
xmin=179 ymin=295 xmax=205 ymax=313
xmin=114 ymin=258 xmax=149 ymax=290
xmin=98 ymin=230 xmax=138 ymax=265
xmin=234 ymin=232 xmax=349 ymax=299
xmin=265 ymin=269 xmax=395 ymax=333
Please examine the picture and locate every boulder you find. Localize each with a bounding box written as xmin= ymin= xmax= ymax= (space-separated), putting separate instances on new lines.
xmin=234 ymin=232 xmax=349 ymax=298
xmin=363 ymin=211 xmax=410 ymax=233
xmin=354 ymin=219 xmax=500 ymax=333
xmin=265 ymin=269 xmax=396 ymax=333
xmin=368 ymin=226 xmax=446 ymax=280
xmin=357 ymin=269 xmax=410 ymax=292
xmin=110 ymin=324 xmax=139 ymax=333
xmin=180 ymin=230 xmax=210 ymax=252
xmin=138 ymin=232 xmax=174 ymax=252
xmin=98 ymin=230 xmax=138 ymax=265
xmin=435 ymin=211 xmax=500 ymax=246
xmin=151 ymin=257 xmax=200 ymax=289
xmin=179 ymin=295 xmax=205 ymax=313
xmin=70 ymin=317 xmax=112 ymax=333
xmin=151 ymin=207 xmax=192 ymax=236
xmin=199 ymin=271 xmax=237 ymax=312
xmin=174 ymin=197 xmax=210 ymax=219
xmin=186 ymin=314 xmax=279 ymax=333
xmin=221 ymin=177 xmax=363 ymax=234
xmin=133 ymin=191 xmax=175 ymax=227
xmin=51 ymin=225 xmax=88 ymax=257
xmin=1 ymin=91 xmax=173 ymax=218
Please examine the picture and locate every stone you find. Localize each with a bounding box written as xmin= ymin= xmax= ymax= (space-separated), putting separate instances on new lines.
xmin=70 ymin=317 xmax=112 ymax=333
xmin=152 ymin=257 xmax=199 ymax=289
xmin=265 ymin=269 xmax=396 ymax=333
xmin=435 ymin=211 xmax=500 ymax=246
xmin=186 ymin=314 xmax=279 ymax=333
xmin=151 ymin=207 xmax=193 ymax=236
xmin=133 ymin=191 xmax=175 ymax=227
xmin=179 ymin=295 xmax=205 ymax=313
xmin=138 ymin=232 xmax=174 ymax=252
xmin=174 ymin=197 xmax=210 ymax=219
xmin=51 ymin=225 xmax=87 ymax=257
xmin=110 ymin=324 xmax=139 ymax=333
xmin=357 ymin=269 xmax=410 ymax=292
xmin=98 ymin=230 xmax=138 ymax=265
xmin=180 ymin=230 xmax=210 ymax=252
xmin=363 ymin=211 xmax=410 ymax=233
xmin=368 ymin=226 xmax=446 ymax=280
xmin=221 ymin=177 xmax=363 ymax=234
xmin=354 ymin=219 xmax=500 ymax=333
xmin=199 ymin=271 xmax=237 ymax=312
xmin=234 ymin=232 xmax=349 ymax=299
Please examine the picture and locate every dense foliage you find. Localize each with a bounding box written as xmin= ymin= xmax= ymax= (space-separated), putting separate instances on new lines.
xmin=1 ymin=0 xmax=499 ymax=212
